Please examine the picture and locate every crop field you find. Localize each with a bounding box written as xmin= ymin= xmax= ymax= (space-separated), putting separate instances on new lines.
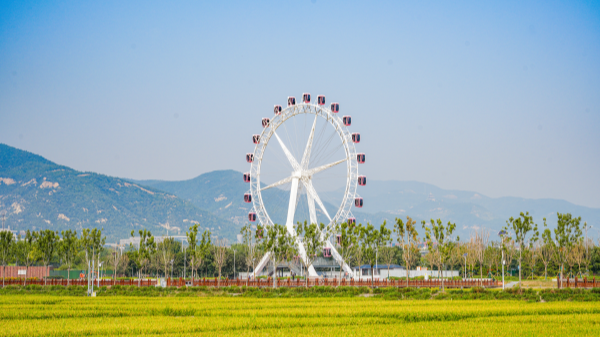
xmin=1 ymin=295 xmax=600 ymax=336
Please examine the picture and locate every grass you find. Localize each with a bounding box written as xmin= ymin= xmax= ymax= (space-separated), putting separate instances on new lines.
xmin=1 ymin=294 xmax=599 ymax=336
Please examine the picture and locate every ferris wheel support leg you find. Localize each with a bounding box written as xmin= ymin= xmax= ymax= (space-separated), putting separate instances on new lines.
xmin=254 ymin=252 xmax=271 ymax=276
xmin=285 ymin=177 xmax=319 ymax=278
xmin=325 ymin=240 xmax=354 ymax=276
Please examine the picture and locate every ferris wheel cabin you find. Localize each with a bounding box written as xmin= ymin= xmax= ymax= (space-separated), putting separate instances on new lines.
xmin=244 ymin=193 xmax=252 ymax=203
xmin=348 ymin=217 xmax=356 ymax=226
xmin=262 ymin=118 xmax=270 ymax=128
xmin=323 ymin=247 xmax=332 ymax=257
xmin=317 ymin=95 xmax=326 ymax=105
xmin=357 ymin=153 xmax=366 ymax=163
xmin=274 ymin=105 xmax=282 ymax=115
xmin=246 ymin=153 xmax=254 ymax=163
xmin=253 ymin=135 xmax=260 ymax=144
xmin=358 ymin=175 xmax=367 ymax=186
xmin=243 ymin=172 xmax=251 ymax=183
xmin=330 ymin=102 xmax=340 ymax=113
xmin=248 ymin=212 xmax=257 ymax=222
xmin=343 ymin=116 xmax=351 ymax=126
xmin=352 ymin=133 xmax=361 ymax=143
xmin=302 ymin=93 xmax=311 ymax=103
xmin=288 ymin=97 xmax=296 ymax=106
xmin=354 ymin=197 xmax=364 ymax=208
xmin=336 ymin=235 xmax=341 ymax=245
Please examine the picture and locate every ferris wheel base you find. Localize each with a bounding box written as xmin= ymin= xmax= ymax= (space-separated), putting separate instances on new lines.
xmin=254 ymin=252 xmax=319 ymax=277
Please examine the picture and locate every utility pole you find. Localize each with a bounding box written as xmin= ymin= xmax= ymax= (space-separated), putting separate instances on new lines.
xmin=233 ymin=249 xmax=236 ymax=279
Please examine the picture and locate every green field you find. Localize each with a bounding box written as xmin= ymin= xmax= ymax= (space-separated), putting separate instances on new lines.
xmin=1 ymin=294 xmax=600 ymax=336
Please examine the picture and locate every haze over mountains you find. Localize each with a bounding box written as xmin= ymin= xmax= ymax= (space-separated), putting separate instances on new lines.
xmin=1 ymin=143 xmax=599 ymax=243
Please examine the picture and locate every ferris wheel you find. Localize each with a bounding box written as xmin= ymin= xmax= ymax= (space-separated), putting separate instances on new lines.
xmin=243 ymin=93 xmax=366 ymax=277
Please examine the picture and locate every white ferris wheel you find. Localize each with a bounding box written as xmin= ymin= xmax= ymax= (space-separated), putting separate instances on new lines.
xmin=243 ymin=93 xmax=366 ymax=277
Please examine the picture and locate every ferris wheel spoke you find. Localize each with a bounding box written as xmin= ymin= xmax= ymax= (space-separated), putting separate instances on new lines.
xmin=300 ymin=114 xmax=318 ymax=170
xmin=306 ymin=157 xmax=348 ymax=177
xmin=260 ymin=175 xmax=294 ymax=191
xmin=302 ymin=179 xmax=332 ymax=222
xmin=273 ymin=131 xmax=300 ymax=171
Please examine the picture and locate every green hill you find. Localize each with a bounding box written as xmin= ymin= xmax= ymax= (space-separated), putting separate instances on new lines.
xmin=0 ymin=144 xmax=233 ymax=242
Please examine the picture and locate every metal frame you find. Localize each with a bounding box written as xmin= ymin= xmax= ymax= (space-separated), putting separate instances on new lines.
xmin=249 ymin=103 xmax=359 ymax=277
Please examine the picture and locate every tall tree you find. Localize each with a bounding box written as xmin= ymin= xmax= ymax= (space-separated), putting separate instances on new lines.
xmin=552 ymin=212 xmax=582 ymax=288
xmin=34 ymin=229 xmax=59 ymax=285
xmin=59 ymin=229 xmax=79 ymax=285
xmin=505 ymin=212 xmax=539 ymax=288
xmin=193 ymin=229 xmax=211 ymax=279
xmin=81 ymin=228 xmax=106 ymax=284
xmin=14 ymin=230 xmax=35 ymax=285
xmin=159 ymin=237 xmax=175 ymax=279
xmin=107 ymin=245 xmax=127 ymax=282
xmin=127 ymin=229 xmax=152 ymax=286
xmin=422 ymin=219 xmax=458 ymax=291
xmin=186 ymin=224 xmax=199 ymax=280
xmin=0 ymin=230 xmax=13 ymax=287
xmin=294 ymin=221 xmax=327 ymax=288
xmin=357 ymin=223 xmax=381 ymax=288
xmin=394 ymin=216 xmax=419 ymax=288
xmin=539 ymin=222 xmax=555 ymax=280
xmin=240 ymin=225 xmax=258 ymax=285
xmin=257 ymin=223 xmax=295 ymax=289
xmin=333 ymin=221 xmax=359 ymax=284
xmin=212 ymin=237 xmax=228 ymax=287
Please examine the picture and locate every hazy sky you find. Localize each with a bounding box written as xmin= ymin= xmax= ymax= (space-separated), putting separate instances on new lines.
xmin=1 ymin=1 xmax=599 ymax=208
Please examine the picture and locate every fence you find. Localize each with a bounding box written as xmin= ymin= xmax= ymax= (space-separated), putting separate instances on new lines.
xmin=1 ymin=278 xmax=159 ymax=287
xmin=558 ymin=277 xmax=599 ymax=289
xmin=167 ymin=277 xmax=501 ymax=288
xmin=1 ymin=277 xmax=501 ymax=288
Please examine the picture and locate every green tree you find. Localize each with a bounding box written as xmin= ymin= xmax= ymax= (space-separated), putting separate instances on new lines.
xmin=394 ymin=216 xmax=419 ymax=288
xmin=552 ymin=213 xmax=582 ymax=288
xmin=186 ymin=224 xmax=199 ymax=280
xmin=81 ymin=228 xmax=106 ymax=284
xmin=357 ymin=223 xmax=382 ymax=288
xmin=158 ymin=237 xmax=175 ymax=278
xmin=333 ymin=221 xmax=359 ymax=284
xmin=422 ymin=219 xmax=458 ymax=291
xmin=505 ymin=212 xmax=539 ymax=288
xmin=59 ymin=229 xmax=79 ymax=285
xmin=0 ymin=230 xmax=14 ymax=287
xmin=194 ymin=229 xmax=211 ymax=279
xmin=14 ymin=230 xmax=35 ymax=285
xmin=294 ymin=221 xmax=327 ymax=288
xmin=127 ymin=229 xmax=153 ymax=286
xmin=257 ymin=223 xmax=294 ymax=289
xmin=34 ymin=229 xmax=59 ymax=285
xmin=539 ymin=221 xmax=555 ymax=280
xmin=240 ymin=224 xmax=258 ymax=285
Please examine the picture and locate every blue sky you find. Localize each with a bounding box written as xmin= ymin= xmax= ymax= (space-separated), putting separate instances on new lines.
xmin=1 ymin=0 xmax=599 ymax=208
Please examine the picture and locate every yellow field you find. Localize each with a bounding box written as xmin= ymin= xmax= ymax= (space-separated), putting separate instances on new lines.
xmin=1 ymin=295 xmax=599 ymax=336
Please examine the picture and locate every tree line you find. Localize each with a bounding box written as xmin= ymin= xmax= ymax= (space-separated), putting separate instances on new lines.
xmin=1 ymin=211 xmax=598 ymax=290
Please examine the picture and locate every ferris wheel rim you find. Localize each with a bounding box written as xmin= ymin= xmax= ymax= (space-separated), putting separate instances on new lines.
xmin=248 ymin=102 xmax=359 ymax=231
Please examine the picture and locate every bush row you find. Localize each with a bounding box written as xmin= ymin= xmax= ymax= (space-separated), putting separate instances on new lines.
xmin=2 ymin=284 xmax=600 ymax=301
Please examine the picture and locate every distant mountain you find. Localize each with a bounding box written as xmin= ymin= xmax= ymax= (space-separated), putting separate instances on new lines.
xmin=4 ymin=142 xmax=596 ymax=244
xmin=139 ymin=170 xmax=600 ymax=240
xmin=321 ymin=180 xmax=600 ymax=238
xmin=135 ymin=170 xmax=353 ymax=231
xmin=0 ymin=144 xmax=232 ymax=242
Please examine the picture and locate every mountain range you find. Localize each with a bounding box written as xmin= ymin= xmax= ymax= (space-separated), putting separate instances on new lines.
xmin=0 ymin=144 xmax=230 ymax=242
xmin=2 ymin=143 xmax=599 ymax=243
